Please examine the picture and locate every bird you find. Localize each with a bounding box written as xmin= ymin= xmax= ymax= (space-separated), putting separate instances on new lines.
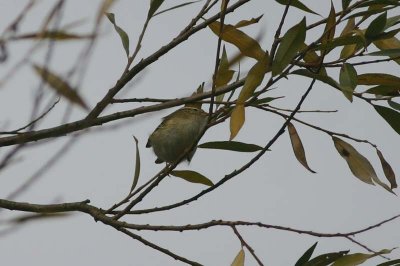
xmin=146 ymin=107 xmax=209 ymax=164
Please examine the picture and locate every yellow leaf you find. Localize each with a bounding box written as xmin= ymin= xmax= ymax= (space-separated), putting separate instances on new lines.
xmin=32 ymin=64 xmax=88 ymax=110
xmin=230 ymin=104 xmax=245 ymax=140
xmin=374 ymin=37 xmax=400 ymax=64
xmin=288 ymin=123 xmax=316 ymax=173
xmin=340 ymin=18 xmax=355 ymax=37
xmin=322 ymin=3 xmax=336 ymax=46
xmin=231 ymin=248 xmax=245 ymax=266
xmin=209 ymin=21 xmax=266 ymax=61
xmin=376 ymin=149 xmax=397 ymax=189
xmin=234 ymin=15 xmax=263 ymax=29
xmin=357 ymin=73 xmax=400 ymax=86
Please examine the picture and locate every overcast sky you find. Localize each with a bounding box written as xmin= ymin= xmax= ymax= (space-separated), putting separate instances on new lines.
xmin=0 ymin=1 xmax=399 ymax=265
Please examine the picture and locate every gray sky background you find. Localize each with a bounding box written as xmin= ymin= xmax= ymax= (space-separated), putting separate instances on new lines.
xmin=0 ymin=1 xmax=399 ymax=265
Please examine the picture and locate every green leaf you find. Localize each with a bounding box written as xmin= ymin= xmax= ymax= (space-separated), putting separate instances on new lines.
xmin=388 ymin=99 xmax=400 ymax=110
xmin=153 ymin=0 xmax=201 ymax=17
xmin=272 ymin=17 xmax=307 ymax=76
xmin=148 ymin=0 xmax=165 ymax=18
xmin=292 ymin=69 xmax=340 ymax=89
xmin=374 ymin=104 xmax=400 ymax=135
xmin=253 ymin=96 xmax=284 ymax=105
xmin=367 ymin=48 xmax=400 ymax=57
xmin=342 ymin=0 xmax=352 ymax=10
xmin=198 ymin=141 xmax=263 ymax=152
xmin=373 ymin=36 xmax=400 ymax=64
xmin=303 ymin=251 xmax=349 ymax=266
xmin=339 ymin=63 xmax=358 ymax=102
xmin=130 ymin=136 xmax=141 ymax=193
xmin=357 ymin=73 xmax=400 ymax=86
xmin=231 ymin=249 xmax=245 ymax=266
xmin=332 ymin=249 xmax=394 ymax=266
xmin=315 ymin=35 xmax=364 ymax=52
xmin=295 ymin=242 xmax=318 ymax=266
xmin=376 ymin=149 xmax=397 ymax=189
xmin=171 ymin=170 xmax=214 ymax=186
xmin=378 ymin=259 xmax=400 ymax=266
xmin=106 ymin=13 xmax=130 ymax=56
xmin=364 ymin=85 xmax=399 ymax=96
xmin=340 ymin=17 xmax=355 ymax=37
xmin=366 ymin=12 xmax=388 ymax=39
xmin=12 ymin=31 xmax=94 ymax=41
xmin=275 ymin=0 xmax=319 ymax=15
xmin=321 ymin=3 xmax=336 ymax=48
xmin=384 ymin=15 xmax=400 ymax=30
xmin=32 ymin=64 xmax=88 ymax=110
xmin=288 ymin=123 xmax=316 ymax=173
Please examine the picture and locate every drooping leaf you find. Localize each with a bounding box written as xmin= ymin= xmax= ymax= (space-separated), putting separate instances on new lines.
xmin=388 ymin=99 xmax=400 ymax=111
xmin=215 ymin=46 xmax=235 ymax=103
xmin=148 ymin=0 xmax=165 ymax=18
xmin=106 ymin=13 xmax=130 ymax=56
xmin=288 ymin=123 xmax=316 ymax=173
xmin=275 ymin=0 xmax=319 ymax=15
xmin=295 ymin=242 xmax=318 ymax=266
xmin=339 ymin=63 xmax=358 ymax=101
xmin=231 ymin=248 xmax=245 ymax=266
xmin=332 ymin=137 xmax=377 ymax=185
xmin=234 ymin=15 xmax=263 ymax=29
xmin=32 ymin=64 xmax=88 ymax=110
xmin=130 ymin=136 xmax=141 ymax=193
xmin=374 ymin=104 xmax=400 ymax=135
xmin=376 ymin=149 xmax=397 ymax=189
xmin=292 ymin=69 xmax=340 ymax=90
xmin=272 ymin=17 xmax=306 ymax=76
xmin=365 ymin=11 xmax=387 ymax=39
xmin=364 ymin=85 xmax=399 ymax=96
xmin=208 ymin=21 xmax=267 ymax=61
xmin=237 ymin=54 xmax=269 ymax=103
xmin=153 ymin=0 xmax=201 ymax=17
xmin=171 ymin=170 xmax=213 ymax=186
xmin=384 ymin=15 xmax=400 ymax=30
xmin=198 ymin=141 xmax=263 ymax=152
xmin=373 ymin=36 xmax=400 ymax=64
xmin=230 ymin=104 xmax=245 ymax=140
xmin=332 ymin=249 xmax=394 ymax=266
xmin=357 ymin=73 xmax=400 ymax=86
xmin=303 ymin=251 xmax=349 ymax=266
xmin=321 ymin=3 xmax=336 ymax=48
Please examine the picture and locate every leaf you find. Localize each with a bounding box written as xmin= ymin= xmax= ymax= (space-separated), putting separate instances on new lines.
xmin=288 ymin=123 xmax=316 ymax=173
xmin=148 ymin=0 xmax=165 ymax=18
xmin=153 ymin=0 xmax=201 ymax=17
xmin=315 ymin=35 xmax=364 ymax=52
xmin=230 ymin=104 xmax=245 ymax=140
xmin=275 ymin=0 xmax=319 ymax=15
xmin=130 ymin=136 xmax=141 ymax=193
xmin=321 ymin=3 xmax=336 ymax=48
xmin=364 ymin=85 xmax=399 ymax=96
xmin=237 ymin=54 xmax=269 ymax=103
xmin=376 ymin=149 xmax=397 ymax=189
xmin=357 ymin=73 xmax=400 ymax=86
xmin=272 ymin=17 xmax=306 ymax=76
xmin=215 ymin=47 xmax=235 ymax=90
xmin=332 ymin=137 xmax=376 ymax=185
xmin=12 ymin=31 xmax=94 ymax=41
xmin=198 ymin=141 xmax=263 ymax=152
xmin=365 ymin=11 xmax=387 ymax=39
xmin=340 ymin=17 xmax=355 ymax=37
xmin=303 ymin=251 xmax=349 ymax=266
xmin=332 ymin=249 xmax=394 ymax=266
xmin=253 ymin=96 xmax=284 ymax=105
xmin=171 ymin=170 xmax=213 ymax=186
xmin=295 ymin=242 xmax=318 ymax=266
xmin=106 ymin=13 xmax=130 ymax=56
xmin=367 ymin=48 xmax=400 ymax=57
xmin=32 ymin=64 xmax=88 ymax=110
xmin=342 ymin=0 xmax=352 ymax=10
xmin=292 ymin=69 xmax=340 ymax=90
xmin=378 ymin=259 xmax=400 ymax=266
xmin=374 ymin=104 xmax=400 ymax=135
xmin=208 ymin=21 xmax=267 ymax=61
xmin=388 ymin=99 xmax=400 ymax=111
xmin=339 ymin=63 xmax=358 ymax=102
xmin=234 ymin=15 xmax=263 ymax=28
xmin=231 ymin=248 xmax=245 ymax=266
xmin=373 ymin=36 xmax=400 ymax=64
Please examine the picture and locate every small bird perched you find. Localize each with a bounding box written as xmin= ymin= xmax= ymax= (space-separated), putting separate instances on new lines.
xmin=146 ymin=107 xmax=209 ymax=164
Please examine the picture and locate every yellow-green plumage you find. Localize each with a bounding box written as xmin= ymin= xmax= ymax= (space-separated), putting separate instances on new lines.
xmin=146 ymin=107 xmax=208 ymax=164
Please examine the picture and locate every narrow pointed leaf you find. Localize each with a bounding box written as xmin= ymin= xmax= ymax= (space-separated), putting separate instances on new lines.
xmin=272 ymin=17 xmax=306 ymax=76
xmin=208 ymin=21 xmax=267 ymax=61
xmin=171 ymin=170 xmax=213 ymax=186
xmin=292 ymin=69 xmax=340 ymax=89
xmin=295 ymin=242 xmax=318 ymax=266
xmin=339 ymin=63 xmax=358 ymax=102
xmin=332 ymin=137 xmax=376 ymax=185
xmin=230 ymin=104 xmax=245 ymax=140
xmin=367 ymin=48 xmax=400 ymax=57
xmin=340 ymin=17 xmax=355 ymax=37
xmin=378 ymin=259 xmax=400 ymax=266
xmin=332 ymin=249 xmax=394 ymax=266
xmin=376 ymin=149 xmax=397 ymax=189
xmin=357 ymin=73 xmax=400 ymax=86
xmin=153 ymin=0 xmax=201 ymax=17
xmin=234 ymin=15 xmax=263 ymax=28
xmin=231 ymin=248 xmax=245 ymax=266
xmin=321 ymin=3 xmax=336 ymax=47
xmin=215 ymin=46 xmax=235 ymax=93
xmin=253 ymin=96 xmax=284 ymax=105
xmin=365 ymin=12 xmax=387 ymax=39
xmin=303 ymin=251 xmax=349 ymax=266
xmin=374 ymin=105 xmax=400 ymax=135
xmin=130 ymin=136 xmax=141 ymax=193
xmin=32 ymin=64 xmax=88 ymax=110
xmin=13 ymin=31 xmax=94 ymax=41
xmin=275 ymin=0 xmax=319 ymax=15
xmin=342 ymin=0 xmax=352 ymax=10
xmin=148 ymin=0 xmax=165 ymax=18
xmin=373 ymin=36 xmax=400 ymax=64
xmin=364 ymin=85 xmax=399 ymax=96
xmin=198 ymin=141 xmax=263 ymax=152
xmin=106 ymin=13 xmax=130 ymax=56
xmin=288 ymin=123 xmax=316 ymax=173
xmin=388 ymin=99 xmax=400 ymax=111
